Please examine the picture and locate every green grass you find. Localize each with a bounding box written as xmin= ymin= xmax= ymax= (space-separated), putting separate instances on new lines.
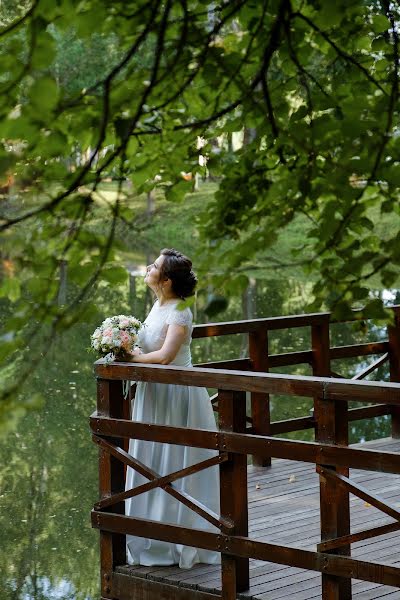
xmin=98 ymin=179 xmax=400 ymax=291
xmin=22 ymin=177 xmax=399 ymax=289
xmin=115 ymin=182 xmax=219 ymax=263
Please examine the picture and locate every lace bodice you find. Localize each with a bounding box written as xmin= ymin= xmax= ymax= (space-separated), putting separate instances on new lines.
xmin=137 ymin=300 xmax=193 ymax=367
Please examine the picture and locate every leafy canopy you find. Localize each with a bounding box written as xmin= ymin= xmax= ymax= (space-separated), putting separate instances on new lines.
xmin=0 ymin=0 xmax=400 ymax=411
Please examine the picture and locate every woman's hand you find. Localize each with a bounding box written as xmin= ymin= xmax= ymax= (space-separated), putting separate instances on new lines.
xmin=114 ymin=347 xmax=142 ymax=362
xmin=130 ymin=347 xmax=143 ymax=358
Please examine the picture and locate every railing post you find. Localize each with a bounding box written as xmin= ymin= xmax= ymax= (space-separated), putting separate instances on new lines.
xmin=312 ymin=318 xmax=352 ymax=600
xmin=388 ymin=307 xmax=400 ymax=438
xmin=218 ymin=389 xmax=249 ymax=598
xmin=249 ymin=327 xmax=271 ymax=467
xmin=97 ymin=378 xmax=126 ymax=599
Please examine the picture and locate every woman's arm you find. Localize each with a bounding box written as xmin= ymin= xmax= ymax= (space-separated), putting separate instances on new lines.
xmin=127 ymin=323 xmax=187 ymax=365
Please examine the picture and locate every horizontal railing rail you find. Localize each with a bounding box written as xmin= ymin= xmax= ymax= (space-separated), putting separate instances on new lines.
xmin=90 ymin=414 xmax=400 ymax=474
xmin=95 ymin=361 xmax=400 ymax=404
xmin=192 ymin=305 xmax=399 ymax=337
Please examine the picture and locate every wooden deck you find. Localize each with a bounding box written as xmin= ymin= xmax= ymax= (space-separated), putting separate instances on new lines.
xmin=116 ymin=438 xmax=400 ymax=599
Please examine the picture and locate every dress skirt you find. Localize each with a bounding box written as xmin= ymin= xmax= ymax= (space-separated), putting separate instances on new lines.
xmin=125 ymin=381 xmax=221 ymax=568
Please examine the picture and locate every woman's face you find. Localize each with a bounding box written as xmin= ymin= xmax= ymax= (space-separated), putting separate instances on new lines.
xmin=144 ymin=254 xmax=165 ymax=290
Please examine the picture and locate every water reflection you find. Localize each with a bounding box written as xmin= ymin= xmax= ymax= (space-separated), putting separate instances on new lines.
xmin=0 ymin=275 xmax=396 ymax=598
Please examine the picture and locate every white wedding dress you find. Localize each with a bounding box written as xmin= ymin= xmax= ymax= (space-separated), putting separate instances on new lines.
xmin=125 ymin=299 xmax=221 ymax=568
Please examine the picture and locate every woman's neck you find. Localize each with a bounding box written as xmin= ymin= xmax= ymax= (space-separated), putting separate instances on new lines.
xmin=157 ymin=293 xmax=180 ymax=306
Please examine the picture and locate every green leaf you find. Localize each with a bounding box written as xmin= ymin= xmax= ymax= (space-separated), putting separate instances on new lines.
xmin=371 ymin=15 xmax=389 ymax=33
xmin=28 ymin=76 xmax=60 ymax=117
xmin=362 ymin=298 xmax=390 ymax=320
xmin=101 ymin=266 xmax=128 ymax=285
xmin=164 ymin=179 xmax=192 ymax=203
xmin=314 ymin=4 xmax=344 ymax=28
xmin=204 ymin=294 xmax=228 ymax=318
xmin=0 ymin=339 xmax=19 ymax=363
xmin=31 ymin=30 xmax=56 ymax=69
xmin=0 ymin=278 xmax=20 ymax=302
xmin=381 ymin=269 xmax=398 ymax=287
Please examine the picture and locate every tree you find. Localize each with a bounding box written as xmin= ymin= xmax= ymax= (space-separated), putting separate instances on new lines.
xmin=0 ymin=0 xmax=399 ymax=418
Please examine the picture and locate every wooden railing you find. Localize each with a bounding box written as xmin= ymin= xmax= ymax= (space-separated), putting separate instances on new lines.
xmin=194 ymin=306 xmax=400 ymax=463
xmin=91 ymin=307 xmax=400 ymax=600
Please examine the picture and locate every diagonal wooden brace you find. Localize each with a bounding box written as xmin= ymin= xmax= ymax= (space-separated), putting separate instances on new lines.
xmin=317 ymin=465 xmax=400 ymax=521
xmin=93 ymin=434 xmax=233 ymax=532
xmin=351 ymin=352 xmax=389 ymax=381
xmin=318 ymin=520 xmax=400 ymax=552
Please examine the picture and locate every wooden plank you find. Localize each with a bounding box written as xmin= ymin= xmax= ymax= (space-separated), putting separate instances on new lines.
xmin=218 ymin=389 xmax=249 ymax=595
xmin=250 ymin=503 xmax=397 ymax=543
xmin=247 ymin=470 xmax=400 ymax=531
xmin=249 ymin=475 xmax=400 ymax=542
xmin=388 ymin=307 xmax=400 ymax=438
xmin=92 ymin=511 xmax=400 ymax=587
xmin=94 ymin=361 xmax=400 ymax=405
xmin=113 ymin=572 xmax=221 ymax=599
xmin=254 ymin=576 xmax=320 ymax=599
xmin=249 ymin=497 xmax=381 ymax=538
xmin=330 ymin=342 xmax=389 ymax=360
xmin=248 ymin=328 xmax=271 ymax=467
xmin=348 ymin=405 xmax=391 ymax=422
xmin=240 ymin=550 xmax=399 ymax=599
xmin=270 ymin=415 xmax=315 ymax=435
xmin=269 ymin=350 xmax=312 ymax=367
xmin=244 ymin=569 xmax=319 ymax=596
xmin=318 ymin=523 xmax=400 ymax=553
xmin=318 ymin=467 xmax=400 ymax=522
xmin=90 ymin=416 xmax=400 ymax=474
xmin=197 ymin=349 xmax=388 ymax=372
xmin=161 ymin=564 xmax=220 ymax=587
xmin=352 ymin=577 xmax=400 ymax=596
xmin=261 ymin=404 xmax=390 ymax=436
xmin=353 ymin=588 xmax=400 ymax=599
xmin=195 ymin=358 xmax=252 ymax=370
xmin=247 ymin=458 xmax=313 ymax=481
xmin=352 ymin=438 xmax=400 ymax=450
xmin=168 ymin=566 xmax=222 ymax=590
xmin=96 ymin=379 xmax=126 ymax=599
xmin=191 ymin=307 xmax=399 ymax=339
xmin=313 ymin=314 xmax=350 ymax=600
xmin=192 ymin=313 xmax=331 ymax=338
xmin=352 ymin=353 xmax=389 ymax=381
xmin=230 ymin=468 xmax=400 ymax=510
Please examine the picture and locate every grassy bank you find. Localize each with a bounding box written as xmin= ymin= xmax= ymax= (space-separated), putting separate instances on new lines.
xmin=111 ymin=181 xmax=314 ymax=282
xmin=109 ymin=180 xmax=400 ymax=292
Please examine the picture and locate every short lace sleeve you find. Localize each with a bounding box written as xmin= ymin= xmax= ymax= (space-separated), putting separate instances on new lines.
xmin=166 ymin=307 xmax=193 ymax=329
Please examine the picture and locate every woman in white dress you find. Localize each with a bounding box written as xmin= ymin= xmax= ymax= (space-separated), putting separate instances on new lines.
xmin=124 ymin=248 xmax=221 ymax=569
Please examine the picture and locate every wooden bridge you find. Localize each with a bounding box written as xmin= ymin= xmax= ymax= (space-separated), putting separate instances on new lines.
xmin=90 ymin=307 xmax=400 ymax=599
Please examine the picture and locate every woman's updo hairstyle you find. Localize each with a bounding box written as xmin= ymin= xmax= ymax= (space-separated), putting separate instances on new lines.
xmin=159 ymin=248 xmax=197 ymax=299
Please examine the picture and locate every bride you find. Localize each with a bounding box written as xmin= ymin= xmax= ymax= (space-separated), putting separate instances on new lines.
xmin=124 ymin=248 xmax=221 ymax=568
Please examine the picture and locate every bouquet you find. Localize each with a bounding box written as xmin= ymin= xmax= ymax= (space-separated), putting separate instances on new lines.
xmin=91 ymin=315 xmax=142 ymax=362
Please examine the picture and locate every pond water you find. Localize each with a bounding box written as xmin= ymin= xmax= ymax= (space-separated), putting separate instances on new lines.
xmin=0 ymin=274 xmax=397 ymax=599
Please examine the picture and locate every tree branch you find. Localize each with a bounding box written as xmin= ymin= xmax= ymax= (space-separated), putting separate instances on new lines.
xmin=174 ymin=0 xmax=290 ymax=131
xmin=93 ymin=0 xmax=171 ymax=181
xmin=152 ymin=0 xmax=249 ymax=114
xmin=291 ymin=11 xmax=388 ymax=95
xmin=57 ymin=0 xmax=160 ymax=111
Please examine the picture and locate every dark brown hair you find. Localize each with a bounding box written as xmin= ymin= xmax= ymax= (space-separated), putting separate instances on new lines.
xmin=158 ymin=248 xmax=197 ymax=299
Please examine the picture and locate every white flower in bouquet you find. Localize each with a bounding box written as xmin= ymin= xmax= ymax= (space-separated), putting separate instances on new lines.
xmin=91 ymin=315 xmax=142 ymax=361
